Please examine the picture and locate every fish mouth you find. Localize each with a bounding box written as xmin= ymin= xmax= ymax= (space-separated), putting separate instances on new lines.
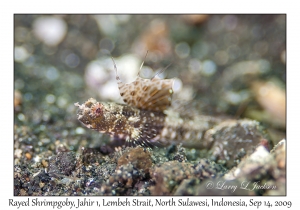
xmin=74 ymin=98 xmax=98 ymax=116
xmin=74 ymin=101 xmax=92 ymax=123
xmin=74 ymin=102 xmax=84 ymax=118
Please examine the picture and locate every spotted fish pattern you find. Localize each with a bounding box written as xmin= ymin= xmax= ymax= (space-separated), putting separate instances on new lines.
xmin=113 ymin=57 xmax=174 ymax=112
xmin=75 ymin=58 xmax=266 ymax=151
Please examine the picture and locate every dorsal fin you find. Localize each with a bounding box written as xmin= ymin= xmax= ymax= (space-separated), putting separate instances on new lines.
xmin=111 ymin=56 xmax=174 ymax=112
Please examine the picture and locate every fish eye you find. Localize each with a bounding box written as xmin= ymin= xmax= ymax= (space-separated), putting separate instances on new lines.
xmin=96 ymin=108 xmax=101 ymax=114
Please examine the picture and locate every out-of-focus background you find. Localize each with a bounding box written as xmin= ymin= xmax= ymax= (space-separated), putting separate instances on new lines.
xmin=14 ymin=14 xmax=286 ymax=145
